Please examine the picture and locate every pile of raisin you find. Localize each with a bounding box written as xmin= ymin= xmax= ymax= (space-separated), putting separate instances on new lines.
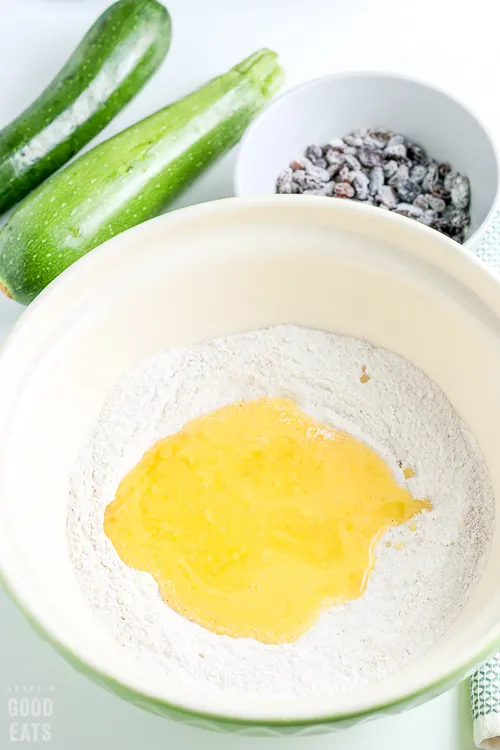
xmin=276 ymin=128 xmax=470 ymax=243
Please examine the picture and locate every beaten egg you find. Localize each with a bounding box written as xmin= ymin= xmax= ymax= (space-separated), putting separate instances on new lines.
xmin=104 ymin=397 xmax=430 ymax=644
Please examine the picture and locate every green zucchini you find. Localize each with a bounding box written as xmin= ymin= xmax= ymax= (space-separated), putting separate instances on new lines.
xmin=0 ymin=0 xmax=172 ymax=214
xmin=0 ymin=49 xmax=283 ymax=304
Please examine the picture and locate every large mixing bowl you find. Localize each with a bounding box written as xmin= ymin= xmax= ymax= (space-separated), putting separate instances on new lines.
xmin=0 ymin=196 xmax=499 ymax=735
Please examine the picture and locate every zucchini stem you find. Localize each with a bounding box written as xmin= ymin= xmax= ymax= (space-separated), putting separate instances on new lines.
xmin=234 ymin=49 xmax=284 ymax=99
xmin=0 ymin=279 xmax=12 ymax=299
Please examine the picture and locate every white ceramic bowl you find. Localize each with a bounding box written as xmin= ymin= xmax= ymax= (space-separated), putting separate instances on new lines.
xmin=1 ymin=196 xmax=500 ymax=734
xmin=234 ymin=72 xmax=499 ymax=249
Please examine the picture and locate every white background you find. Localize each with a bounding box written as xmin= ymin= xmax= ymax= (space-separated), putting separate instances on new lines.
xmin=0 ymin=0 xmax=497 ymax=746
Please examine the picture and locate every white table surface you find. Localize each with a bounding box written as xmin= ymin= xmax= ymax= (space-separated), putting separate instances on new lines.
xmin=1 ymin=0 xmax=498 ymax=747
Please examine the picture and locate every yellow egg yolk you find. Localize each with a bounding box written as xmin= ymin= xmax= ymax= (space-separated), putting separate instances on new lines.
xmin=104 ymin=397 xmax=430 ymax=644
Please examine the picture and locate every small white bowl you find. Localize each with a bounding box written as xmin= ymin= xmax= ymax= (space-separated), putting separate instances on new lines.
xmin=234 ymin=72 xmax=499 ymax=248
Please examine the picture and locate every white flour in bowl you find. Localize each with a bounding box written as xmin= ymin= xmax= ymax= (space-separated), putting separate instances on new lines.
xmin=67 ymin=325 xmax=494 ymax=698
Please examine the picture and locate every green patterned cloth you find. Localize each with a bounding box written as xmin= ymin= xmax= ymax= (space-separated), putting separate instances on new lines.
xmin=469 ymin=221 xmax=500 ymax=749
xmin=475 ymin=218 xmax=500 ymax=271
xmin=470 ymin=654 xmax=500 ymax=748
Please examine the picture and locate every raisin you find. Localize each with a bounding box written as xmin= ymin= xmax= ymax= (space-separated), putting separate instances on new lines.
xmin=334 ymin=182 xmax=355 ymax=198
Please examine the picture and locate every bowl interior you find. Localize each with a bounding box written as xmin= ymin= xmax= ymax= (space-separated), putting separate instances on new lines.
xmin=235 ymin=74 xmax=499 ymax=245
xmin=1 ymin=197 xmax=500 ymax=723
